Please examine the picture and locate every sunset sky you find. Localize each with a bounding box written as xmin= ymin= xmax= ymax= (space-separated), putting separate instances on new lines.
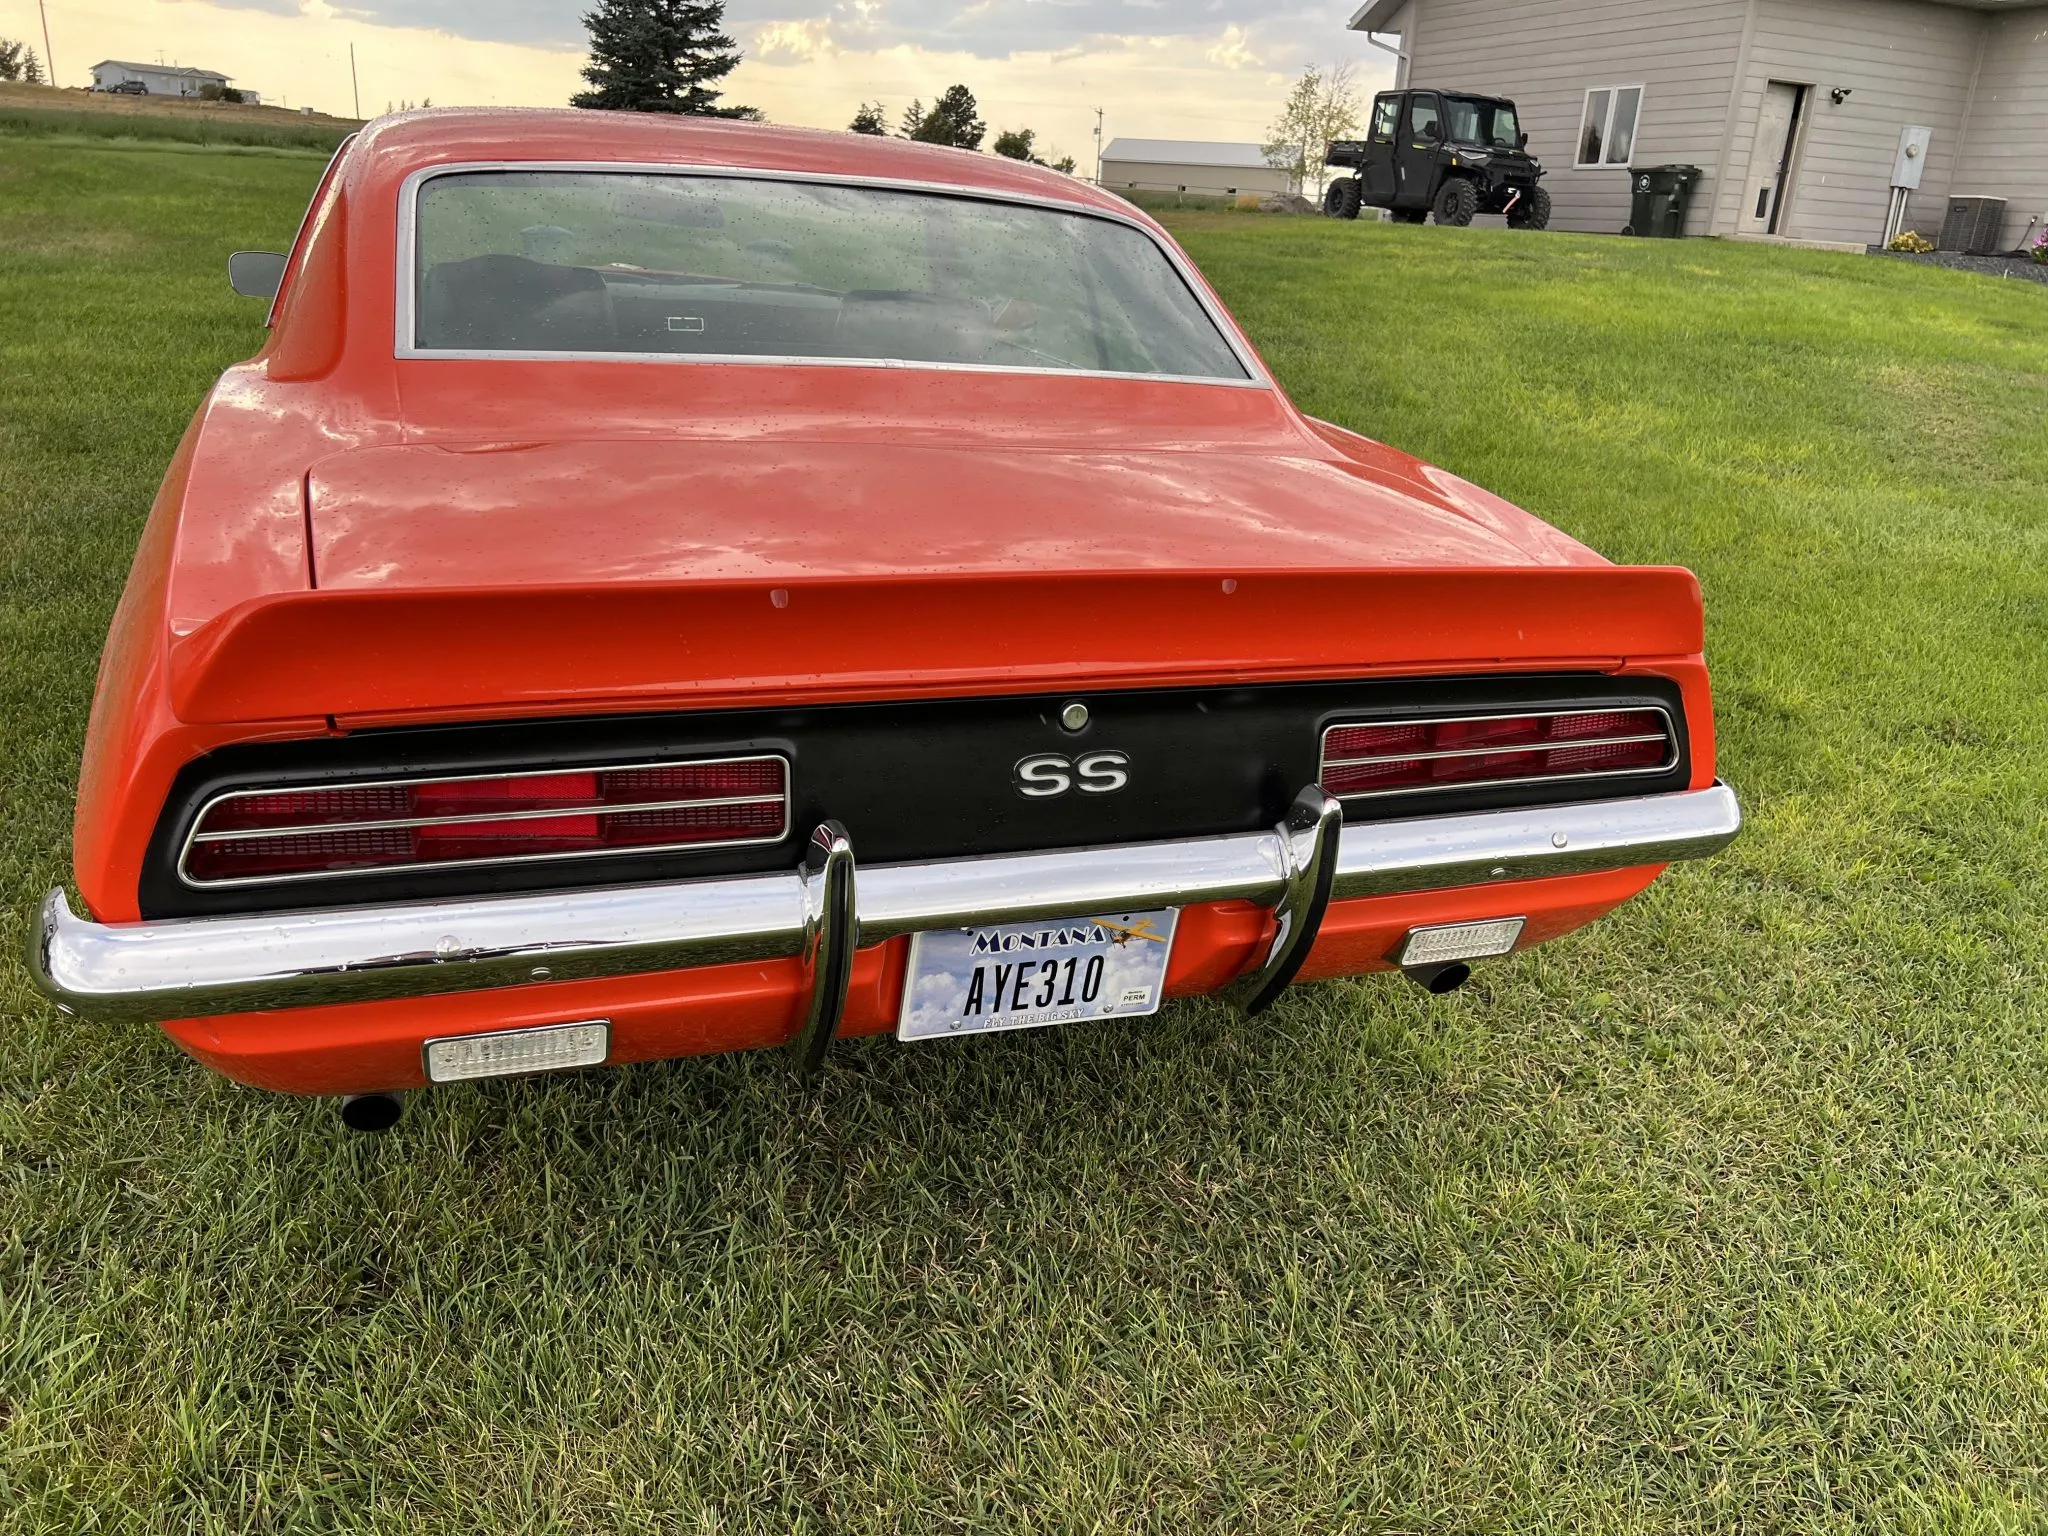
xmin=8 ymin=0 xmax=1398 ymax=168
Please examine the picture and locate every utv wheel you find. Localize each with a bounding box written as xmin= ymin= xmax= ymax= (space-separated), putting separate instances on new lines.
xmin=1433 ymin=178 xmax=1479 ymax=227
xmin=1323 ymin=180 xmax=1362 ymax=220
xmin=1508 ymin=185 xmax=1553 ymax=230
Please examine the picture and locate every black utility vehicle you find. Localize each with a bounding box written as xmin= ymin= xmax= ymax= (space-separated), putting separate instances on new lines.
xmin=1324 ymin=89 xmax=1550 ymax=228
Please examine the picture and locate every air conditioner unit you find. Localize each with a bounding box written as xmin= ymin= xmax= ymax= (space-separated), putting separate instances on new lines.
xmin=1938 ymin=196 xmax=2007 ymax=255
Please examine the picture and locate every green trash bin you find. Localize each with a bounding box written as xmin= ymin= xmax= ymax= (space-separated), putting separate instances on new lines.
xmin=1624 ymin=165 xmax=1703 ymax=238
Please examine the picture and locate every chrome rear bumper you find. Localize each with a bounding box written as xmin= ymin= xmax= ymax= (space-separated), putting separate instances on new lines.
xmin=31 ymin=783 xmax=1740 ymax=1029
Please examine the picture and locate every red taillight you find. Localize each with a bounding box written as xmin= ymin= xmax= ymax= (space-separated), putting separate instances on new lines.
xmin=1320 ymin=709 xmax=1672 ymax=798
xmin=182 ymin=756 xmax=789 ymax=885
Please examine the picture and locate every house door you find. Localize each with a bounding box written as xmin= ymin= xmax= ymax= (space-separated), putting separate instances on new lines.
xmin=1739 ymin=82 xmax=1807 ymax=235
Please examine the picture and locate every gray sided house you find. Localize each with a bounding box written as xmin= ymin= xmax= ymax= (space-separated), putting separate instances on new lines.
xmin=90 ymin=60 xmax=234 ymax=98
xmin=1099 ymin=139 xmax=1293 ymax=198
xmin=1349 ymin=0 xmax=2048 ymax=251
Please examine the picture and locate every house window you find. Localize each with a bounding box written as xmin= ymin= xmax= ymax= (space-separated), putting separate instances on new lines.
xmin=1576 ymin=86 xmax=1643 ymax=168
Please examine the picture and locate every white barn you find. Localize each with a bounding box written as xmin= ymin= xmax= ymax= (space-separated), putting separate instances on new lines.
xmin=1098 ymin=139 xmax=1292 ymax=199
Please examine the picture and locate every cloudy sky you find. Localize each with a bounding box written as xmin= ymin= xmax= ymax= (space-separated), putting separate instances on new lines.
xmin=14 ymin=0 xmax=1397 ymax=167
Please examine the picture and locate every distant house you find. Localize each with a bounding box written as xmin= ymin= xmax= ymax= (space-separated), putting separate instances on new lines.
xmin=90 ymin=59 xmax=238 ymax=99
xmin=1098 ymin=139 xmax=1291 ymax=199
xmin=1349 ymin=0 xmax=2048 ymax=250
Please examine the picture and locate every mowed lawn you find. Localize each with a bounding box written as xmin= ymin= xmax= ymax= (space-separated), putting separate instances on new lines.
xmin=4 ymin=135 xmax=2048 ymax=1534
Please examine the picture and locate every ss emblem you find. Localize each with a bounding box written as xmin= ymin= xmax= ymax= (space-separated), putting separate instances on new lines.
xmin=1014 ymin=751 xmax=1130 ymax=798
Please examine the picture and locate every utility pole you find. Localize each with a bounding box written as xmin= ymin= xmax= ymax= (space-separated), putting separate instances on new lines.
xmin=36 ymin=0 xmax=54 ymax=85
xmin=1092 ymin=107 xmax=1104 ymax=184
xmin=349 ymin=43 xmax=361 ymax=119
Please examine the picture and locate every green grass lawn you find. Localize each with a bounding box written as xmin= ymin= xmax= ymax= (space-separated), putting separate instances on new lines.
xmin=5 ymin=138 xmax=2048 ymax=1533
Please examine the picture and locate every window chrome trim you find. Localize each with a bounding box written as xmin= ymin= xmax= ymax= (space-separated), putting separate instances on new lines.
xmin=391 ymin=160 xmax=1271 ymax=388
xmin=1318 ymin=706 xmax=1678 ymax=801
xmin=178 ymin=754 xmax=791 ymax=889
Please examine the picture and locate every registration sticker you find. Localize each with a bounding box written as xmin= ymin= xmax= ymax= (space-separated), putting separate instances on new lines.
xmin=897 ymin=909 xmax=1180 ymax=1042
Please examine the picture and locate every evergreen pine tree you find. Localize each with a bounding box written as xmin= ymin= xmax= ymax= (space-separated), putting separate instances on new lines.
xmin=848 ymin=102 xmax=887 ymax=135
xmin=908 ymin=85 xmax=985 ymax=150
xmin=0 ymin=39 xmax=39 ymax=83
xmin=572 ymin=0 xmax=756 ymax=118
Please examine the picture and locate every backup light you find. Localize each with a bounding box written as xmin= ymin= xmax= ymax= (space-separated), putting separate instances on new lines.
xmin=423 ymin=1020 xmax=611 ymax=1084
xmin=181 ymin=756 xmax=789 ymax=886
xmin=1320 ymin=709 xmax=1673 ymax=799
xmin=1397 ymin=918 xmax=1526 ymax=968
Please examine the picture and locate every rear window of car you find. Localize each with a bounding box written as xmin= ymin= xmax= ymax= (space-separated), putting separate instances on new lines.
xmin=409 ymin=170 xmax=1251 ymax=381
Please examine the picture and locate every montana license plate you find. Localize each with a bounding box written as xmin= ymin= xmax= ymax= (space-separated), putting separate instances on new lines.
xmin=897 ymin=909 xmax=1180 ymax=1042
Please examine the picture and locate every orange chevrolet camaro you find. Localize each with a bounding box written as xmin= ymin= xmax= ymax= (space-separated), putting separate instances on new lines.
xmin=31 ymin=109 xmax=1739 ymax=1130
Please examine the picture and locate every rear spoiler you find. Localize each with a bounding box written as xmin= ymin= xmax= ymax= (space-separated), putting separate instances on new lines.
xmin=167 ymin=567 xmax=1704 ymax=726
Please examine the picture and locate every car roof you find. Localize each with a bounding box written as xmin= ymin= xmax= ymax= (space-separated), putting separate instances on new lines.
xmin=352 ymin=108 xmax=1137 ymax=218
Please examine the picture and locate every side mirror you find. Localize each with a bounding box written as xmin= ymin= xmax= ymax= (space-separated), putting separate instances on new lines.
xmin=1517 ymin=131 xmax=1530 ymax=150
xmin=227 ymin=251 xmax=288 ymax=299
xmin=1423 ymin=121 xmax=1444 ymax=142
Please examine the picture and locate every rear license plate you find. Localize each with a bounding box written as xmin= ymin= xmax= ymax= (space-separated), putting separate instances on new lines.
xmin=898 ymin=909 xmax=1180 ymax=1042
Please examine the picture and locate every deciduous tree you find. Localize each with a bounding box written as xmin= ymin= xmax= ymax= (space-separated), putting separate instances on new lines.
xmin=991 ymin=129 xmax=1076 ymax=174
xmin=1262 ymin=63 xmax=1362 ymax=197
